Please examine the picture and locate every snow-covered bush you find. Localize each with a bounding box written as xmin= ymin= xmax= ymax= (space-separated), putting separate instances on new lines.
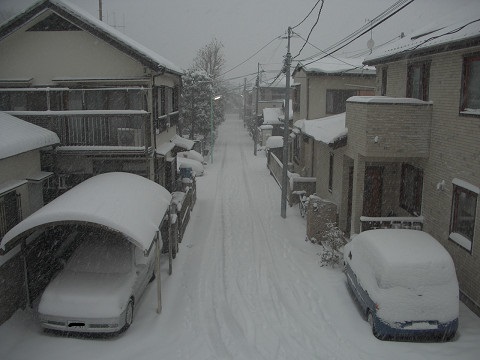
xmin=318 ymin=222 xmax=346 ymax=268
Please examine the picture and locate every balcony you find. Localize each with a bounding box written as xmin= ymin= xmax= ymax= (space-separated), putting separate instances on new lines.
xmin=7 ymin=110 xmax=151 ymax=148
xmin=346 ymin=96 xmax=432 ymax=158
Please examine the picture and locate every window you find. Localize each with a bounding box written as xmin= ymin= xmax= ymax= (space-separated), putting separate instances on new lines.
xmin=292 ymin=85 xmax=300 ymax=112
xmin=326 ymin=89 xmax=357 ymax=114
xmin=461 ymin=55 xmax=480 ymax=113
xmin=407 ymin=62 xmax=430 ymax=100
xmin=450 ymin=183 xmax=477 ymax=252
xmin=328 ymin=153 xmax=334 ymax=192
xmin=0 ymin=191 xmax=22 ymax=239
xmin=400 ymin=163 xmax=423 ymax=215
xmin=381 ymin=67 xmax=388 ymax=96
xmin=293 ymin=134 xmax=300 ymax=164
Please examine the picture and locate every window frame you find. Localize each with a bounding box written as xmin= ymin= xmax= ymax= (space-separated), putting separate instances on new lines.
xmin=460 ymin=54 xmax=480 ymax=115
xmin=450 ymin=184 xmax=477 ymax=253
xmin=325 ymin=89 xmax=357 ymax=115
xmin=406 ymin=61 xmax=430 ymax=101
xmin=381 ymin=67 xmax=388 ymax=96
xmin=399 ymin=163 xmax=423 ymax=215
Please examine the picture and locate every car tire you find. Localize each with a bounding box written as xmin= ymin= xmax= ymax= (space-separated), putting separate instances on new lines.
xmin=124 ymin=299 xmax=134 ymax=331
xmin=367 ymin=311 xmax=377 ymax=337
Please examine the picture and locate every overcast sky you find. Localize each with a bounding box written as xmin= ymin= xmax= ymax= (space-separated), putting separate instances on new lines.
xmin=0 ymin=0 xmax=478 ymax=87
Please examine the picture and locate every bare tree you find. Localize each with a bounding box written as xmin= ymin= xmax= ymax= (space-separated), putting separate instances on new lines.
xmin=192 ymin=38 xmax=225 ymax=80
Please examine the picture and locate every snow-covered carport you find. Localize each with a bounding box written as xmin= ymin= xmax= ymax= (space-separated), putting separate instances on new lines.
xmin=0 ymin=172 xmax=172 ymax=314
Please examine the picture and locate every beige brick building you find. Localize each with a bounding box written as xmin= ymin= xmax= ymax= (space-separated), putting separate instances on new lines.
xmin=307 ymin=16 xmax=480 ymax=315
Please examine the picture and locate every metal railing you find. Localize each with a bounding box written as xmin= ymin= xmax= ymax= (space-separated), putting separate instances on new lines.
xmin=360 ymin=216 xmax=424 ymax=232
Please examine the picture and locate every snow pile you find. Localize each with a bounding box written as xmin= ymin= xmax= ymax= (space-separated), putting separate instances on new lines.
xmin=265 ymin=135 xmax=283 ymax=149
xmin=171 ymin=134 xmax=195 ymax=150
xmin=177 ymin=150 xmax=205 ymax=164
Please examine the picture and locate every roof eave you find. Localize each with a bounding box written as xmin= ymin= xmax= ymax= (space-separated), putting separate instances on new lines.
xmin=0 ymin=1 xmax=182 ymax=77
xmin=364 ymin=36 xmax=480 ymax=66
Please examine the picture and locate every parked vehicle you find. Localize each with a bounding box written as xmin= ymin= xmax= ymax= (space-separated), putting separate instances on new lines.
xmin=177 ymin=156 xmax=205 ymax=176
xmin=344 ymin=229 xmax=459 ymax=341
xmin=37 ymin=234 xmax=156 ymax=334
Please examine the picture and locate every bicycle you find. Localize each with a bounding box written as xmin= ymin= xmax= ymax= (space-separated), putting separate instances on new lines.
xmin=293 ymin=190 xmax=308 ymax=217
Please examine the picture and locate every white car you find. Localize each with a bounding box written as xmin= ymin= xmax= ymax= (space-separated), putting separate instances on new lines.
xmin=37 ymin=234 xmax=155 ymax=334
xmin=177 ymin=156 xmax=204 ymax=176
xmin=344 ymin=229 xmax=459 ymax=341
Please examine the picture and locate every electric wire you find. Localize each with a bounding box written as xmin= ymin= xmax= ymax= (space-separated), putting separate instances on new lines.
xmin=293 ymin=0 xmax=325 ymax=59
xmin=220 ymin=35 xmax=283 ymax=77
xmin=291 ymin=0 xmax=323 ymax=30
xmin=301 ymin=0 xmax=413 ymax=63
xmin=299 ymin=0 xmax=414 ymax=67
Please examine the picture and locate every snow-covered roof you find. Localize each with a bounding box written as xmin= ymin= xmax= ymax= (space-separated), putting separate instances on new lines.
xmin=364 ymin=4 xmax=480 ymax=65
xmin=171 ymin=134 xmax=195 ymax=150
xmin=301 ymin=113 xmax=347 ymax=145
xmin=294 ymin=57 xmax=375 ymax=76
xmin=262 ymin=107 xmax=283 ymax=125
xmin=0 ymin=172 xmax=171 ymax=254
xmin=0 ymin=0 xmax=182 ymax=75
xmin=0 ymin=112 xmax=59 ymax=160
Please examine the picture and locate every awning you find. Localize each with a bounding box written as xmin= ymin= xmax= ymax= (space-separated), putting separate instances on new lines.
xmin=0 ymin=172 xmax=171 ymax=255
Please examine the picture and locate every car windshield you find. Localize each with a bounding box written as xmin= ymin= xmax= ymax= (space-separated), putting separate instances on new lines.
xmin=66 ymin=236 xmax=132 ymax=274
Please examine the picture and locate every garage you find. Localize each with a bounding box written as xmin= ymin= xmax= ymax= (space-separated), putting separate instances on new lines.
xmin=0 ymin=172 xmax=173 ymax=326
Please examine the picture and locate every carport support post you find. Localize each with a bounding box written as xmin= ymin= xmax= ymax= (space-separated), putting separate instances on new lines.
xmin=21 ymin=241 xmax=31 ymax=309
xmin=155 ymin=230 xmax=162 ymax=314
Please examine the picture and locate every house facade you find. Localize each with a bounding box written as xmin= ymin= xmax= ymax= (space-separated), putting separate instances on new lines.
xmin=0 ymin=112 xmax=59 ymax=323
xmin=0 ymin=0 xmax=182 ymax=196
xmin=290 ymin=58 xmax=375 ymax=176
xmin=314 ymin=15 xmax=480 ymax=315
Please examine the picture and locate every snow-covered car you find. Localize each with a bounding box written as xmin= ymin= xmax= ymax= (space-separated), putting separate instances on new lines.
xmin=344 ymin=229 xmax=459 ymax=341
xmin=178 ymin=149 xmax=206 ymax=165
xmin=37 ymin=235 xmax=156 ymax=334
xmin=177 ymin=156 xmax=204 ymax=176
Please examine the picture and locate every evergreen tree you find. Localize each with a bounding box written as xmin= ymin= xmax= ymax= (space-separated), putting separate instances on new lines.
xmin=180 ymin=69 xmax=213 ymax=140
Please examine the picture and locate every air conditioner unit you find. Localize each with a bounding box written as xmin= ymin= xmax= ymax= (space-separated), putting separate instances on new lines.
xmin=117 ymin=128 xmax=143 ymax=147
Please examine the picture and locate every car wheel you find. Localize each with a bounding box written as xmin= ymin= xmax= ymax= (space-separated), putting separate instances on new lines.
xmin=124 ymin=299 xmax=134 ymax=330
xmin=367 ymin=311 xmax=377 ymax=337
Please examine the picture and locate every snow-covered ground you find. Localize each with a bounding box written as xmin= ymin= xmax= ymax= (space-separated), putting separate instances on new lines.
xmin=1 ymin=114 xmax=480 ymax=359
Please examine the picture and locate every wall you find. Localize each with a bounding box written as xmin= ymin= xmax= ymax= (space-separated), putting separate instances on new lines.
xmin=0 ymin=18 xmax=145 ymax=84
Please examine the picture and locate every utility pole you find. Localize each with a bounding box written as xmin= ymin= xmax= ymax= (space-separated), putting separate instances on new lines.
xmin=243 ymin=77 xmax=247 ymax=128
xmin=254 ymin=63 xmax=260 ymax=156
xmin=281 ymin=27 xmax=292 ymax=219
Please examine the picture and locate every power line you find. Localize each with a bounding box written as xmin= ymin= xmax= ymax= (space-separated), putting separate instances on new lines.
xmin=300 ymin=0 xmax=414 ymax=67
xmin=220 ymin=35 xmax=283 ymax=77
xmin=291 ymin=0 xmax=323 ymax=30
xmin=293 ymin=30 xmax=362 ymax=69
xmin=293 ymin=0 xmax=325 ymax=59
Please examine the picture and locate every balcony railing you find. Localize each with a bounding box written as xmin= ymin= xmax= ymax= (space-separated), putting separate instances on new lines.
xmin=360 ymin=215 xmax=424 ymax=232
xmin=8 ymin=110 xmax=150 ymax=148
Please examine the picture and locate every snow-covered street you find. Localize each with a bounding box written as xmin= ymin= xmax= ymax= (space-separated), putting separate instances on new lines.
xmin=1 ymin=113 xmax=480 ymax=359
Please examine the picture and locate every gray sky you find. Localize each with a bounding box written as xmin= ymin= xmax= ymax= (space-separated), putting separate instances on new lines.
xmin=0 ymin=0 xmax=478 ymax=87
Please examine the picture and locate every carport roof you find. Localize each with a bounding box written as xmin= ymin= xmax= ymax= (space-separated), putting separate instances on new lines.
xmin=0 ymin=172 xmax=172 ymax=254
